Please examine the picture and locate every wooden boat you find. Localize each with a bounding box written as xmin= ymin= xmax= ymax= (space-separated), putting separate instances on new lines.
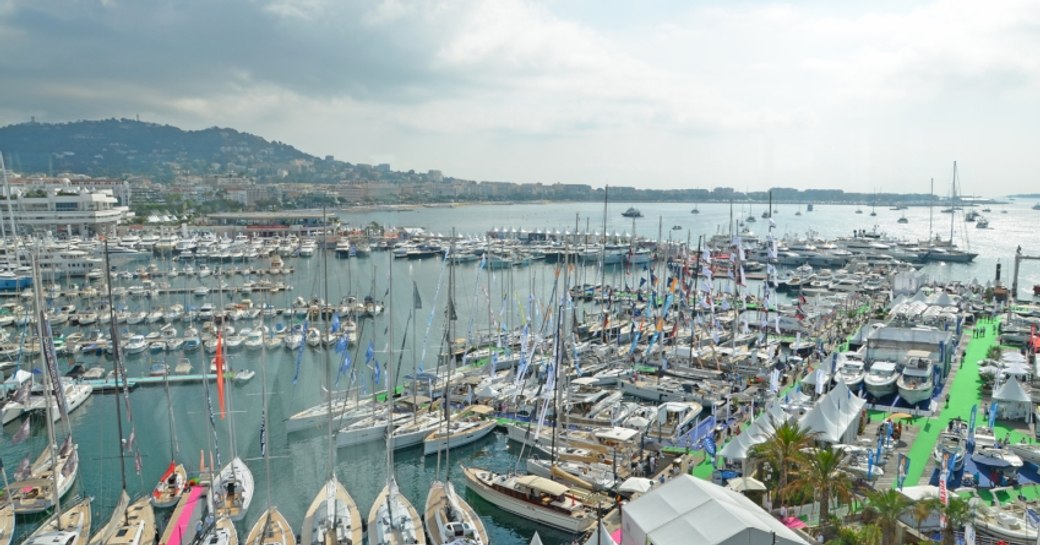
xmin=368 ymin=479 xmax=426 ymax=545
xmin=301 ymin=478 xmax=363 ymax=545
xmin=0 ymin=503 xmax=12 ymax=545
xmin=23 ymin=497 xmax=92 ymax=545
xmin=423 ymin=406 xmax=497 ymax=456
xmin=461 ymin=466 xmax=600 ymax=534
xmin=245 ymin=507 xmax=296 ymax=545
xmin=424 ymin=481 xmax=488 ymax=545
xmin=151 ymin=462 xmax=188 ymax=508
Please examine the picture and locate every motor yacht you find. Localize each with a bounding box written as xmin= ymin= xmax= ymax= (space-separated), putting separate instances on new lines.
xmin=896 ymin=350 xmax=935 ymax=405
xmin=972 ymin=446 xmax=1024 ymax=472
xmin=933 ymin=419 xmax=968 ymax=471
xmin=863 ymin=361 xmax=899 ymax=399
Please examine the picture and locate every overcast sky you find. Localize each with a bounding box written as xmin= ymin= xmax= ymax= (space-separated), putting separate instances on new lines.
xmin=1 ymin=0 xmax=1038 ymax=195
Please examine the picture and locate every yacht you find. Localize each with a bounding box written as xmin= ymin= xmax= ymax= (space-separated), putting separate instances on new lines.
xmin=896 ymin=350 xmax=935 ymax=405
xmin=461 ymin=467 xmax=599 ymax=533
xmin=834 ymin=353 xmax=866 ymax=390
xmin=972 ymin=446 xmax=1024 ymax=472
xmin=1009 ymin=442 xmax=1040 ymax=467
xmin=863 ymin=361 xmax=899 ymax=399
xmin=971 ymin=498 xmax=1040 ymax=544
xmin=933 ymin=419 xmax=968 ymax=471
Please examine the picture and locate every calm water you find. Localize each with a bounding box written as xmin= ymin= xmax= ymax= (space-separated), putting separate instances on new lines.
xmin=3 ymin=201 xmax=1039 ymax=545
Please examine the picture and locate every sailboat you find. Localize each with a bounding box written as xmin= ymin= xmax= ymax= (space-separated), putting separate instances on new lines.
xmin=0 ymin=440 xmax=14 ymax=545
xmin=212 ymin=288 xmax=255 ymax=522
xmin=302 ymin=210 xmax=364 ymax=545
xmin=368 ymin=258 xmax=426 ymax=545
xmin=8 ymin=252 xmax=81 ymax=515
xmin=690 ymin=204 xmax=700 ymax=214
xmin=424 ymin=245 xmax=490 ymax=545
xmin=20 ymin=252 xmax=91 ymax=545
xmin=244 ymin=360 xmax=295 ymax=545
xmin=89 ymin=240 xmax=157 ymax=545
xmin=151 ymin=370 xmax=188 ymax=508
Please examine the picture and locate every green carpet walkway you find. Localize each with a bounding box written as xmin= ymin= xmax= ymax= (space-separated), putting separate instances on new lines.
xmin=901 ymin=317 xmax=1004 ymax=487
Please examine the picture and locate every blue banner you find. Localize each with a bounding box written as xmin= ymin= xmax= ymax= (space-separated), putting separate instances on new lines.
xmin=989 ymin=401 xmax=998 ymax=428
xmin=335 ymin=352 xmax=351 ymax=387
xmin=968 ymin=404 xmax=978 ymax=444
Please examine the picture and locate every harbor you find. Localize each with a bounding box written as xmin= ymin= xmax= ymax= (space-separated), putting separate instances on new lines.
xmin=1 ymin=200 xmax=1040 ymax=545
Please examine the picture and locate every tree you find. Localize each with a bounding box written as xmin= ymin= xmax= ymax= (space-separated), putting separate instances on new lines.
xmin=939 ymin=496 xmax=971 ymax=545
xmin=794 ymin=447 xmax=854 ymax=532
xmin=865 ymin=489 xmax=912 ymax=545
xmin=911 ymin=497 xmax=941 ymax=536
xmin=749 ymin=419 xmax=816 ymax=506
xmin=833 ymin=523 xmax=882 ymax=545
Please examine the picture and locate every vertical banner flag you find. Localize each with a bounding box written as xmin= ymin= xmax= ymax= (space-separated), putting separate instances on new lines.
xmin=215 ymin=330 xmax=226 ymax=418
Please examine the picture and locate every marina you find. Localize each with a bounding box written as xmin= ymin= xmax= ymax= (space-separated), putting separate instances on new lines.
xmin=2 ymin=200 xmax=1040 ymax=545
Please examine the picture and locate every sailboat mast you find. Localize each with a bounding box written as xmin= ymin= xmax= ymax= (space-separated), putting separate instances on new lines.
xmin=443 ymin=234 xmax=457 ymax=479
xmin=104 ymin=240 xmax=131 ymax=505
xmin=384 ymin=250 xmax=396 ymax=527
xmin=31 ymin=251 xmax=64 ymax=528
xmin=949 ymin=161 xmax=957 ymax=244
xmin=322 ymin=209 xmax=336 ymax=480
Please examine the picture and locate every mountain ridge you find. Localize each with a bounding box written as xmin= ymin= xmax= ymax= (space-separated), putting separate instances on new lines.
xmin=0 ymin=118 xmax=352 ymax=182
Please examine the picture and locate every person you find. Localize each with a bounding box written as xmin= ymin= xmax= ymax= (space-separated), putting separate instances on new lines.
xmin=779 ymin=504 xmax=788 ymax=519
xmin=195 ymin=519 xmax=204 ymax=536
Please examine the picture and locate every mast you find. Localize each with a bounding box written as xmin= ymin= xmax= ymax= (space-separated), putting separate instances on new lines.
xmin=322 ymin=209 xmax=336 ymax=481
xmin=928 ymin=178 xmax=934 ymax=243
xmin=950 ymin=162 xmax=957 ymax=244
xmin=1 ymin=152 xmax=16 ymax=240
xmin=384 ymin=249 xmax=396 ymax=527
xmin=443 ymin=233 xmax=457 ymax=480
xmin=104 ymin=239 xmax=131 ymax=523
xmin=31 ymin=251 xmax=64 ymax=528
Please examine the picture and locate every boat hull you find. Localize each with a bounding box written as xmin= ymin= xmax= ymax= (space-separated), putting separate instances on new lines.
xmin=461 ymin=467 xmax=593 ymax=534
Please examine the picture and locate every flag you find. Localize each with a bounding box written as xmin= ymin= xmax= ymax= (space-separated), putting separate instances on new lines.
xmin=62 ymin=449 xmax=78 ymax=478
xmin=335 ymin=335 xmax=348 ymax=354
xmin=365 ymin=341 xmax=376 ymax=364
xmin=968 ymin=404 xmax=978 ymax=444
xmin=989 ymin=401 xmax=998 ymax=429
xmin=373 ymin=361 xmax=381 ymax=385
xmin=134 ymin=450 xmax=142 ymax=474
xmin=938 ymin=453 xmax=949 ymax=528
xmin=331 ymin=314 xmax=341 ymax=333
xmin=215 ymin=330 xmax=226 ymax=418
xmin=412 ymin=281 xmax=422 ymax=310
xmin=125 ymin=429 xmax=136 ymax=452
xmin=12 ymin=380 xmax=30 ymax=404
xmin=259 ymin=410 xmax=267 ymax=456
xmin=336 ymin=352 xmax=352 ymax=386
xmin=866 ymin=450 xmax=875 ymax=480
xmin=963 ymin=523 xmax=975 ymax=545
xmin=14 ymin=456 xmax=31 ymax=481
xmin=897 ymin=454 xmax=909 ymax=489
xmin=1026 ymin=508 xmax=1040 ymax=528
xmin=702 ymin=436 xmax=717 ymax=467
xmin=12 ymin=418 xmax=30 ymax=444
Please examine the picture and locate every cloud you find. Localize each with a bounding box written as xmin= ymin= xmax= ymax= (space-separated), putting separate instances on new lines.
xmin=1 ymin=0 xmax=1040 ymax=193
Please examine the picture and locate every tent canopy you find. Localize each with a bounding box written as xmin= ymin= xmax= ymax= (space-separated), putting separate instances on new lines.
xmin=994 ymin=376 xmax=1032 ymax=403
xmin=621 ymin=475 xmax=809 ymax=545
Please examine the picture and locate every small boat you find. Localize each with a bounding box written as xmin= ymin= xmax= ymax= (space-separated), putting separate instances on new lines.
xmin=152 ymin=462 xmax=188 ymax=508
xmin=976 ymin=217 xmax=989 ymax=228
xmin=897 ymin=215 xmax=909 ymax=224
xmin=149 ymin=363 xmax=170 ymax=376
xmin=690 ymin=205 xmax=700 ymax=214
xmin=972 ymin=446 xmax=1023 ymax=471
xmin=423 ymin=481 xmax=488 ymax=545
xmin=368 ymin=478 xmax=426 ymax=545
xmin=671 ymin=225 xmax=682 ymax=231
xmin=1009 ymin=442 xmax=1040 ymax=467
xmin=621 ymin=207 xmax=643 ymax=218
xmin=933 ymin=419 xmax=968 ymax=471
xmin=971 ymin=498 xmax=1039 ymax=544
xmin=213 ymin=457 xmax=255 ymax=522
xmin=125 ymin=335 xmax=148 ymax=354
xmin=245 ymin=507 xmax=295 ymax=545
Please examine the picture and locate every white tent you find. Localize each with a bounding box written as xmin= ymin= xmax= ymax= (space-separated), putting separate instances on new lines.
xmin=719 ymin=401 xmax=791 ymax=461
xmin=993 ymin=376 xmax=1033 ymax=421
xmin=798 ymin=381 xmax=866 ymax=444
xmin=621 ymin=475 xmax=810 ymax=545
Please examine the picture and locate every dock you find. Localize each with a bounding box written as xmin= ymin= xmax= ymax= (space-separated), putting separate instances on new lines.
xmin=82 ymin=370 xmax=253 ymax=393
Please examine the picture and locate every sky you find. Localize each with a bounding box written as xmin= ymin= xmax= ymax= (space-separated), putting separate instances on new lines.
xmin=1 ymin=0 xmax=1039 ymax=195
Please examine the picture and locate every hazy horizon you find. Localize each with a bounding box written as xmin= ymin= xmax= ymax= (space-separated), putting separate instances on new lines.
xmin=1 ymin=1 xmax=1038 ymax=195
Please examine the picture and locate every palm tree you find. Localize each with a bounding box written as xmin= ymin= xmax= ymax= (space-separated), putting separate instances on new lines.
xmin=749 ymin=419 xmax=816 ymax=506
xmin=940 ymin=496 xmax=971 ymax=545
xmin=794 ymin=447 xmax=854 ymax=531
xmin=911 ymin=497 xmax=941 ymax=536
xmin=833 ymin=523 xmax=882 ymax=545
xmin=865 ymin=489 xmax=912 ymax=545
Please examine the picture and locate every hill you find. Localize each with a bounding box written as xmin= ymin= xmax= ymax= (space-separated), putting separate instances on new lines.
xmin=0 ymin=118 xmax=352 ymax=182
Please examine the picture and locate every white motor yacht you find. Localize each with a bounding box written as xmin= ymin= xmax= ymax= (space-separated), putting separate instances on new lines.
xmin=896 ymin=351 xmax=935 ymax=405
xmin=972 ymin=446 xmax=1024 ymax=471
xmin=863 ymin=361 xmax=899 ymax=398
xmin=834 ymin=354 xmax=866 ymax=391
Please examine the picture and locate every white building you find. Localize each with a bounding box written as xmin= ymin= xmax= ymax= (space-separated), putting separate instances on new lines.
xmin=2 ymin=183 xmax=129 ymax=236
xmin=620 ymin=474 xmax=810 ymax=545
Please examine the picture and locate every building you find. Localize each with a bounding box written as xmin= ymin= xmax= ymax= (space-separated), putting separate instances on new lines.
xmin=2 ymin=182 xmax=130 ymax=236
xmin=620 ymin=474 xmax=810 ymax=545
